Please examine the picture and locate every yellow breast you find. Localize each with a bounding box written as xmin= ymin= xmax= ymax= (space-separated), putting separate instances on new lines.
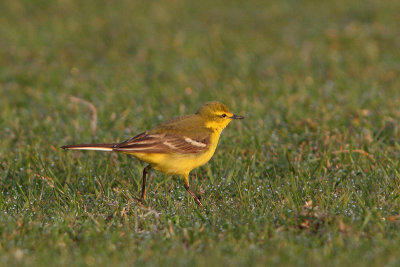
xmin=128 ymin=132 xmax=220 ymax=176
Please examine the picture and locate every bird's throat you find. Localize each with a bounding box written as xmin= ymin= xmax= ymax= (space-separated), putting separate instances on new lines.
xmin=204 ymin=121 xmax=229 ymax=134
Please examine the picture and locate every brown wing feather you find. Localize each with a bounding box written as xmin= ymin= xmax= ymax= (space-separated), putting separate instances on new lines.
xmin=113 ymin=132 xmax=210 ymax=154
xmin=113 ymin=132 xmax=149 ymax=147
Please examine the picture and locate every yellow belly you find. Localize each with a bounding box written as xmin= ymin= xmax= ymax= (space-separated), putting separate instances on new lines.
xmin=126 ymin=135 xmax=219 ymax=176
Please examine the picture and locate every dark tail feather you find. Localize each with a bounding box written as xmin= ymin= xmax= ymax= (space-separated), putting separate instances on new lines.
xmin=61 ymin=143 xmax=115 ymax=151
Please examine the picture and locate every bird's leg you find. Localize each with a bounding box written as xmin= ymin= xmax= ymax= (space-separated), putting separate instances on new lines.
xmin=141 ymin=165 xmax=152 ymax=201
xmin=183 ymin=174 xmax=203 ymax=208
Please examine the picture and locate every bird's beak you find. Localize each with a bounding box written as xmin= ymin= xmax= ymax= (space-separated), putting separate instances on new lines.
xmin=230 ymin=114 xmax=244 ymax=119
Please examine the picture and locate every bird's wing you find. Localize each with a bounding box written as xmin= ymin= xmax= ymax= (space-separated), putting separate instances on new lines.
xmin=113 ymin=131 xmax=211 ymax=154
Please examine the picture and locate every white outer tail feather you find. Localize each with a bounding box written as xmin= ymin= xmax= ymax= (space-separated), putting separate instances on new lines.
xmin=64 ymin=146 xmax=113 ymax=151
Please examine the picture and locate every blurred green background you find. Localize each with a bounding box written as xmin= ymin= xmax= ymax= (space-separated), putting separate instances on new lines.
xmin=1 ymin=0 xmax=400 ymax=266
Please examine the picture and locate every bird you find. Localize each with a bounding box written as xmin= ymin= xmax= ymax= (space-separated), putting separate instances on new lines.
xmin=61 ymin=101 xmax=244 ymax=207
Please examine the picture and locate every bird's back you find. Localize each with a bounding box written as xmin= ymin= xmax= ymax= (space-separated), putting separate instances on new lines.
xmin=123 ymin=114 xmax=221 ymax=175
xmin=150 ymin=114 xmax=210 ymax=139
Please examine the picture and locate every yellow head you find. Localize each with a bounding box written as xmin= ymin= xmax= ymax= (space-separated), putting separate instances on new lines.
xmin=196 ymin=101 xmax=244 ymax=131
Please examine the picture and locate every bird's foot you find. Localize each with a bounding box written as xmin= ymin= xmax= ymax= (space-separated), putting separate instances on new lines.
xmin=132 ymin=197 xmax=145 ymax=205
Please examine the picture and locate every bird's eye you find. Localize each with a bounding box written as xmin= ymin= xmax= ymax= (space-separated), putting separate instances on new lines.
xmin=221 ymin=114 xmax=227 ymax=118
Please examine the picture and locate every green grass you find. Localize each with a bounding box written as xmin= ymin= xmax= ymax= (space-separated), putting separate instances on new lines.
xmin=1 ymin=0 xmax=400 ymax=266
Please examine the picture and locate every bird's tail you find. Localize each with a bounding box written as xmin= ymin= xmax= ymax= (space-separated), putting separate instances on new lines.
xmin=61 ymin=143 xmax=115 ymax=151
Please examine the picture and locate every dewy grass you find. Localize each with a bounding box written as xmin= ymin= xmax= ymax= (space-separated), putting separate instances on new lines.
xmin=1 ymin=0 xmax=400 ymax=266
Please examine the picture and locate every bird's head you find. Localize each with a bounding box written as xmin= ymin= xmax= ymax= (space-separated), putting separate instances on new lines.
xmin=196 ymin=101 xmax=244 ymax=131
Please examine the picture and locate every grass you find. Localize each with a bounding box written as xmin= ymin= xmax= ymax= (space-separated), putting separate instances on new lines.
xmin=1 ymin=0 xmax=400 ymax=266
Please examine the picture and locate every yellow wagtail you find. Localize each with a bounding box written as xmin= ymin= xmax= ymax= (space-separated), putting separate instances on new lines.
xmin=62 ymin=101 xmax=243 ymax=207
